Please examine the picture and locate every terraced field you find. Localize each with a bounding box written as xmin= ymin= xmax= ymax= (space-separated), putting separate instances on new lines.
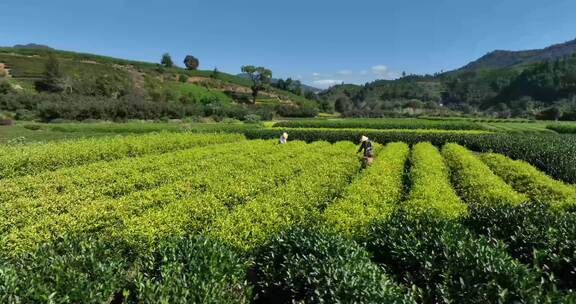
xmin=1 ymin=132 xmax=575 ymax=303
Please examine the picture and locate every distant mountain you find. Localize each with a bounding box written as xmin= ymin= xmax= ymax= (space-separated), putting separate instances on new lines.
xmin=12 ymin=43 xmax=53 ymax=50
xmin=320 ymin=38 xmax=576 ymax=118
xmin=458 ymin=38 xmax=576 ymax=71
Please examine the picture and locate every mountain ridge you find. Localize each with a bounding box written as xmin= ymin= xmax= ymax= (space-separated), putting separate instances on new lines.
xmin=457 ymin=38 xmax=576 ymax=71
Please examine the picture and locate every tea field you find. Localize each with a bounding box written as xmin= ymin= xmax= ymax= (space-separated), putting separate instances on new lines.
xmin=1 ymin=130 xmax=576 ymax=303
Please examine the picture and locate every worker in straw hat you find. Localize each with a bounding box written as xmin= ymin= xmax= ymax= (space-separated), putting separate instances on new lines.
xmin=278 ymin=132 xmax=289 ymax=144
xmin=357 ymin=135 xmax=374 ymax=168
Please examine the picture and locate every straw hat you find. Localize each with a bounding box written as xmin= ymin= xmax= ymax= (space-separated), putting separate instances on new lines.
xmin=361 ymin=135 xmax=368 ymax=142
xmin=282 ymin=132 xmax=288 ymax=139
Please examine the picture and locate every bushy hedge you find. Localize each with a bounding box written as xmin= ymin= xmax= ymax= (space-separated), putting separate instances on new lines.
xmin=133 ymin=236 xmax=251 ymax=304
xmin=442 ymin=143 xmax=527 ymax=206
xmin=463 ymin=203 xmax=576 ymax=291
xmin=547 ymin=124 xmax=576 ymax=134
xmin=243 ymin=129 xmax=576 ymax=183
xmin=273 ymin=118 xmax=485 ymax=130
xmin=480 ymin=152 xmax=576 ymax=209
xmin=323 ymin=142 xmax=408 ymax=238
xmin=252 ymin=228 xmax=415 ymax=304
xmin=367 ymin=213 xmax=558 ymax=303
xmin=404 ymin=142 xmax=468 ymax=219
xmin=0 ymin=235 xmax=131 ymax=304
xmin=209 ymin=141 xmax=358 ymax=250
xmin=0 ymin=235 xmax=252 ymax=304
xmin=0 ymin=132 xmax=243 ymax=179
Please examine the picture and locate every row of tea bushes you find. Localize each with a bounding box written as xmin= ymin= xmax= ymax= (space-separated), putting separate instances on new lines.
xmin=0 ymin=132 xmax=243 ymax=179
xmin=0 ymin=235 xmax=251 ymax=304
xmin=323 ymin=142 xmax=409 ymax=238
xmin=463 ymin=203 xmax=576 ymax=292
xmin=243 ymin=128 xmax=576 ymax=183
xmin=209 ymin=141 xmax=359 ymax=251
xmin=480 ymin=153 xmax=576 ymax=209
xmin=403 ymin=142 xmax=468 ymax=219
xmin=366 ymin=213 xmax=565 ymax=303
xmin=442 ymin=143 xmax=527 ymax=206
xmin=0 ymin=141 xmax=315 ymax=255
xmin=273 ymin=118 xmax=486 ymax=131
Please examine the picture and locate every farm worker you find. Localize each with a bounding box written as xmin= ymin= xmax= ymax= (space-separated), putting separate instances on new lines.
xmin=279 ymin=132 xmax=288 ymax=144
xmin=357 ymin=135 xmax=374 ymax=168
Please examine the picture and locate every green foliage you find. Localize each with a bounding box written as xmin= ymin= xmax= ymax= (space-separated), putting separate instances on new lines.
xmin=463 ymin=203 xmax=576 ymax=291
xmin=442 ymin=143 xmax=527 ymax=205
xmin=0 ymin=235 xmax=131 ymax=304
xmin=274 ymin=118 xmax=486 ymax=130
xmin=35 ymin=54 xmax=66 ymax=93
xmin=133 ymin=236 xmax=251 ymax=303
xmin=323 ymin=142 xmax=408 ymax=238
xmin=252 ymin=228 xmax=414 ymax=304
xmin=480 ymin=152 xmax=576 ymax=208
xmin=0 ymin=139 xmax=292 ymax=254
xmin=547 ymin=124 xmax=576 ymax=134
xmin=367 ymin=213 xmax=557 ymax=303
xmin=183 ymin=55 xmax=199 ymax=70
xmin=174 ymin=82 xmax=232 ymax=105
xmin=241 ymin=65 xmax=272 ymax=104
xmin=160 ymin=53 xmax=173 ymax=68
xmin=404 ymin=142 xmax=468 ymax=219
xmin=0 ymin=132 xmax=243 ymax=179
xmin=209 ymin=141 xmax=358 ymax=250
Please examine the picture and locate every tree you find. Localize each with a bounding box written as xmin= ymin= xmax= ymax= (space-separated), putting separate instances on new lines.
xmin=241 ymin=65 xmax=272 ymax=104
xmin=161 ymin=53 xmax=174 ymax=68
xmin=183 ymin=55 xmax=199 ymax=70
xmin=36 ymin=54 xmax=66 ymax=93
xmin=211 ymin=67 xmax=220 ymax=79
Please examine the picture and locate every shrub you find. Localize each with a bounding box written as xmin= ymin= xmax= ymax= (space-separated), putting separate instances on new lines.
xmin=273 ymin=118 xmax=485 ymax=130
xmin=252 ymin=228 xmax=414 ymax=304
xmin=0 ymin=132 xmax=244 ymax=179
xmin=404 ymin=142 xmax=468 ymax=219
xmin=442 ymin=143 xmax=527 ymax=206
xmin=242 ymin=129 xmax=576 ymax=184
xmin=463 ymin=203 xmax=576 ymax=291
xmin=133 ymin=236 xmax=251 ymax=303
xmin=243 ymin=113 xmax=261 ymax=123
xmin=480 ymin=152 xmax=576 ymax=209
xmin=547 ymin=124 xmax=576 ymax=134
xmin=367 ymin=213 xmax=556 ymax=303
xmin=323 ymin=142 xmax=408 ymax=238
xmin=0 ymin=235 xmax=131 ymax=304
xmin=209 ymin=141 xmax=358 ymax=250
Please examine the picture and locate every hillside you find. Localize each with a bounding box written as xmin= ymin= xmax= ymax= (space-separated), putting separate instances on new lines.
xmin=320 ymin=39 xmax=576 ymax=119
xmin=458 ymin=39 xmax=576 ymax=71
xmin=0 ymin=46 xmax=319 ymax=121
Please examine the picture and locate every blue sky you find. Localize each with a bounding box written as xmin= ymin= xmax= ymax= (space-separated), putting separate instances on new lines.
xmin=1 ymin=0 xmax=575 ymax=88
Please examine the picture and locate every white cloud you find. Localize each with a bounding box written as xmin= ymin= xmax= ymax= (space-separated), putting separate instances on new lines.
xmin=371 ymin=65 xmax=388 ymax=75
xmin=359 ymin=70 xmax=369 ymax=75
xmin=313 ymin=79 xmax=343 ymax=88
xmin=337 ymin=70 xmax=352 ymax=75
xmin=312 ymin=72 xmax=321 ymax=78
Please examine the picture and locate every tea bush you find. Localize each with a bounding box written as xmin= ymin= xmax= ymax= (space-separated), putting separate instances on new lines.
xmin=442 ymin=143 xmax=527 ymax=206
xmin=403 ymin=142 xmax=468 ymax=219
xmin=252 ymin=228 xmax=415 ymax=304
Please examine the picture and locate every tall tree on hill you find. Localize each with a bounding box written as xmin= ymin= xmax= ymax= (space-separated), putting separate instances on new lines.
xmin=183 ymin=55 xmax=199 ymax=70
xmin=161 ymin=53 xmax=174 ymax=68
xmin=241 ymin=65 xmax=272 ymax=104
xmin=36 ymin=54 xmax=66 ymax=93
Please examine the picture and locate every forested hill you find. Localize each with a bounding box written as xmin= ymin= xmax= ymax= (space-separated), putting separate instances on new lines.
xmin=319 ymin=40 xmax=576 ymax=120
xmin=0 ymin=46 xmax=320 ymax=121
xmin=457 ymin=39 xmax=576 ymax=71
